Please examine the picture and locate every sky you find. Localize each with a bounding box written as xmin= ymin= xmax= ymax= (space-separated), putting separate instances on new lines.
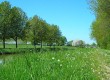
xmin=0 ymin=0 xmax=95 ymax=44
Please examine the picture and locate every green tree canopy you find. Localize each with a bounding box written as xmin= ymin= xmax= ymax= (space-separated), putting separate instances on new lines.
xmin=29 ymin=15 xmax=62 ymax=48
xmin=0 ymin=1 xmax=66 ymax=49
xmin=0 ymin=1 xmax=11 ymax=48
xmin=9 ymin=7 xmax=27 ymax=48
xmin=89 ymin=0 xmax=110 ymax=49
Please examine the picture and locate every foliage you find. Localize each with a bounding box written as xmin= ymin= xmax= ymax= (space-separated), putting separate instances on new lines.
xmin=22 ymin=19 xmax=31 ymax=43
xmin=67 ymin=40 xmax=73 ymax=46
xmin=0 ymin=1 xmax=27 ymax=48
xmin=0 ymin=1 xmax=66 ymax=48
xmin=89 ymin=0 xmax=110 ymax=49
xmin=0 ymin=1 xmax=11 ymax=48
xmin=29 ymin=16 xmax=62 ymax=48
xmin=58 ymin=36 xmax=67 ymax=46
xmin=9 ymin=7 xmax=27 ymax=48
xmin=0 ymin=48 xmax=106 ymax=80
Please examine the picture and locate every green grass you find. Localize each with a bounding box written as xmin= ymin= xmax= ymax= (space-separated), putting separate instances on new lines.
xmin=0 ymin=44 xmax=34 ymax=48
xmin=0 ymin=44 xmax=76 ymax=49
xmin=0 ymin=48 xmax=108 ymax=80
xmin=0 ymin=45 xmax=76 ymax=54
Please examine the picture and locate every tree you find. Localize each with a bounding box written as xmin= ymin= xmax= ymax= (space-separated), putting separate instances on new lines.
xmin=0 ymin=1 xmax=11 ymax=48
xmin=91 ymin=42 xmax=97 ymax=48
xmin=58 ymin=36 xmax=67 ymax=46
xmin=46 ymin=24 xmax=61 ymax=47
xmin=67 ymin=40 xmax=73 ymax=46
xmin=29 ymin=16 xmax=62 ymax=49
xmin=36 ymin=18 xmax=48 ymax=49
xmin=89 ymin=0 xmax=110 ymax=49
xmin=46 ymin=24 xmax=54 ymax=47
xmin=52 ymin=25 xmax=61 ymax=46
xmin=22 ymin=19 xmax=31 ymax=44
xmin=9 ymin=7 xmax=27 ymax=48
xmin=29 ymin=15 xmax=41 ymax=48
xmin=78 ymin=40 xmax=85 ymax=47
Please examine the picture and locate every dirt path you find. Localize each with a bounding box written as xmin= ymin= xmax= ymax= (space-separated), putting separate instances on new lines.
xmin=102 ymin=65 xmax=110 ymax=80
xmin=93 ymin=49 xmax=110 ymax=80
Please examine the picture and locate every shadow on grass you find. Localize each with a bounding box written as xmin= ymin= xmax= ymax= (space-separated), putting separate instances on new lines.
xmin=0 ymin=47 xmax=75 ymax=55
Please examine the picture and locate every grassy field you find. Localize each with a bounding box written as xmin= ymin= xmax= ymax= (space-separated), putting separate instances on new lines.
xmin=0 ymin=48 xmax=110 ymax=80
xmin=0 ymin=44 xmax=75 ymax=49
xmin=0 ymin=44 xmax=36 ymax=48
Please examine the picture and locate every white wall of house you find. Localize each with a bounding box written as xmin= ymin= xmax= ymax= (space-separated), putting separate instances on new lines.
xmin=72 ymin=40 xmax=85 ymax=47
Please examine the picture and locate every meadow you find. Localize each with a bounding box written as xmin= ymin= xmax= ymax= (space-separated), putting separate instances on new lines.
xmin=0 ymin=47 xmax=110 ymax=80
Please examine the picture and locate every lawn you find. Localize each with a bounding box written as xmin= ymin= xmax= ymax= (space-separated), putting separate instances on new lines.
xmin=0 ymin=48 xmax=109 ymax=80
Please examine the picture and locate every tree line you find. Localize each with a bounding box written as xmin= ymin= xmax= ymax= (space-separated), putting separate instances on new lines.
xmin=89 ymin=0 xmax=110 ymax=49
xmin=0 ymin=1 xmax=67 ymax=48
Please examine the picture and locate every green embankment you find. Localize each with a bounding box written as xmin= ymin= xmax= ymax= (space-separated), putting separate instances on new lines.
xmin=0 ymin=48 xmax=109 ymax=80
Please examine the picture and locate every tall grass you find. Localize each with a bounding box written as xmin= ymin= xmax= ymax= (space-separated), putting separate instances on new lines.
xmin=0 ymin=48 xmax=106 ymax=80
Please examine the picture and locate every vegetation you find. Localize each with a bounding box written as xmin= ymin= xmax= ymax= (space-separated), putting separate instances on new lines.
xmin=89 ymin=0 xmax=110 ymax=49
xmin=0 ymin=48 xmax=108 ymax=80
xmin=0 ymin=1 xmax=11 ymax=48
xmin=0 ymin=1 xmax=67 ymax=49
xmin=67 ymin=40 xmax=73 ymax=46
xmin=0 ymin=0 xmax=110 ymax=80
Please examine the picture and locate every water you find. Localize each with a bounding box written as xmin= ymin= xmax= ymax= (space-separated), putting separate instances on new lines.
xmin=0 ymin=59 xmax=3 ymax=64
xmin=0 ymin=55 xmax=13 ymax=64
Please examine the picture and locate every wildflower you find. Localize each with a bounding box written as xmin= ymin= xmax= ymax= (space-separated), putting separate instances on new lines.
xmin=60 ymin=64 xmax=62 ymax=67
xmin=92 ymin=69 xmax=95 ymax=73
xmin=52 ymin=57 xmax=55 ymax=60
xmin=98 ymin=72 xmax=100 ymax=74
xmin=72 ymin=57 xmax=75 ymax=60
xmin=30 ymin=49 xmax=32 ymax=52
xmin=66 ymin=54 xmax=70 ymax=57
xmin=58 ymin=59 xmax=60 ymax=62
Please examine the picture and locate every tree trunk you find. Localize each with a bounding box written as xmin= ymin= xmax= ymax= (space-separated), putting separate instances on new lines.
xmin=26 ymin=40 xmax=28 ymax=48
xmin=3 ymin=36 xmax=5 ymax=48
xmin=3 ymin=26 xmax=6 ymax=48
xmin=54 ymin=43 xmax=55 ymax=50
xmin=41 ymin=40 xmax=42 ymax=49
xmin=41 ymin=34 xmax=42 ymax=49
xmin=15 ymin=36 xmax=18 ymax=48
xmin=53 ymin=39 xmax=56 ymax=50
xmin=33 ymin=30 xmax=36 ymax=49
xmin=33 ymin=39 xmax=36 ymax=49
xmin=50 ymin=45 xmax=51 ymax=48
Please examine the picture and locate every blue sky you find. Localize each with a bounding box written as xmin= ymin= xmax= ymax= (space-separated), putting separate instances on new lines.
xmin=0 ymin=0 xmax=95 ymax=44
